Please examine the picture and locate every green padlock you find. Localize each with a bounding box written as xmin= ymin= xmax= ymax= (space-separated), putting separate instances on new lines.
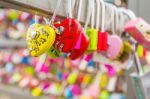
xmin=86 ymin=28 xmax=98 ymax=53
xmin=47 ymin=47 xmax=61 ymax=58
xmin=67 ymin=72 xmax=78 ymax=85
xmin=85 ymin=0 xmax=98 ymax=53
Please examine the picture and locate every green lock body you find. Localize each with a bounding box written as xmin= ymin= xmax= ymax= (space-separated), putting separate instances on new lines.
xmin=47 ymin=47 xmax=61 ymax=58
xmin=86 ymin=28 xmax=98 ymax=53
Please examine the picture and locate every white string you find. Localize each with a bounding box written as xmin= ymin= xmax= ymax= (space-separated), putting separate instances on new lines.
xmin=119 ymin=8 xmax=136 ymax=21
xmin=118 ymin=8 xmax=125 ymax=36
xmin=127 ymin=9 xmax=137 ymax=20
xmin=110 ymin=5 xmax=115 ymax=35
xmin=77 ymin=0 xmax=82 ymax=21
xmin=115 ymin=7 xmax=119 ymax=35
xmin=96 ymin=0 xmax=100 ymax=30
xmin=67 ymin=0 xmax=72 ymax=18
xmin=84 ymin=0 xmax=93 ymax=30
xmin=91 ymin=0 xmax=95 ymax=29
xmin=34 ymin=15 xmax=38 ymax=24
xmin=101 ymin=0 xmax=106 ymax=32
xmin=50 ymin=0 xmax=62 ymax=24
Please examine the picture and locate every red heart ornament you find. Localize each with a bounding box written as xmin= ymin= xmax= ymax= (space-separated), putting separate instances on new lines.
xmin=69 ymin=29 xmax=89 ymax=60
xmin=54 ymin=18 xmax=82 ymax=53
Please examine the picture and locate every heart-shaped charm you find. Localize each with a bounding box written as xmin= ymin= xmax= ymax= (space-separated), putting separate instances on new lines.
xmin=106 ymin=35 xmax=123 ymax=60
xmin=125 ymin=18 xmax=150 ymax=50
xmin=69 ymin=29 xmax=89 ymax=60
xmin=54 ymin=18 xmax=82 ymax=53
xmin=117 ymin=41 xmax=132 ymax=62
xmin=26 ymin=23 xmax=56 ymax=57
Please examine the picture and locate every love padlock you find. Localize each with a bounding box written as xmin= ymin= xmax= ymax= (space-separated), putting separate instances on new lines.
xmin=125 ymin=18 xmax=150 ymax=50
xmin=86 ymin=28 xmax=98 ymax=53
xmin=31 ymin=86 xmax=42 ymax=97
xmin=105 ymin=35 xmax=124 ymax=60
xmin=67 ymin=71 xmax=78 ymax=85
xmin=98 ymin=90 xmax=110 ymax=99
xmin=97 ymin=31 xmax=108 ymax=51
xmin=54 ymin=18 xmax=82 ymax=53
xmin=100 ymin=72 xmax=109 ymax=89
xmin=69 ymin=28 xmax=89 ymax=60
xmin=29 ymin=78 xmax=39 ymax=89
xmin=26 ymin=23 xmax=56 ymax=57
xmin=47 ymin=47 xmax=61 ymax=58
xmin=117 ymin=41 xmax=132 ymax=62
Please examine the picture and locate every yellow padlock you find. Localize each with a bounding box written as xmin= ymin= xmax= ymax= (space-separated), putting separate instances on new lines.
xmin=31 ymin=87 xmax=42 ymax=97
xmin=100 ymin=72 xmax=108 ymax=89
xmin=26 ymin=24 xmax=56 ymax=57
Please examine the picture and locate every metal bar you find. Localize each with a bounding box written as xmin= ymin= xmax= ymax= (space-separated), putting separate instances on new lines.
xmin=0 ymin=0 xmax=131 ymax=29
xmin=0 ymin=0 xmax=65 ymax=19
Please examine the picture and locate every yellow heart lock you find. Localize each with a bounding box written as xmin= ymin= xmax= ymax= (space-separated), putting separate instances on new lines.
xmin=26 ymin=24 xmax=56 ymax=57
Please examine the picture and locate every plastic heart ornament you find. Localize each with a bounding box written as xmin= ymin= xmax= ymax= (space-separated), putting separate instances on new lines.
xmin=54 ymin=18 xmax=82 ymax=53
xmin=125 ymin=18 xmax=150 ymax=50
xmin=105 ymin=35 xmax=123 ymax=60
xmin=26 ymin=23 xmax=56 ymax=57
xmin=69 ymin=28 xmax=89 ymax=60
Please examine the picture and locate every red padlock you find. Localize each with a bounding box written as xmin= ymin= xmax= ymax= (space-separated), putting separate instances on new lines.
xmin=97 ymin=31 xmax=108 ymax=51
xmin=69 ymin=28 xmax=89 ymax=60
xmin=54 ymin=18 xmax=82 ymax=53
xmin=97 ymin=1 xmax=108 ymax=51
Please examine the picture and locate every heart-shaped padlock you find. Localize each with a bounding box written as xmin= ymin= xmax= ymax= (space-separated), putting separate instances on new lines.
xmin=26 ymin=23 xmax=56 ymax=57
xmin=125 ymin=18 xmax=150 ymax=50
xmin=106 ymin=35 xmax=124 ymax=60
xmin=47 ymin=47 xmax=61 ymax=58
xmin=69 ymin=29 xmax=89 ymax=60
xmin=117 ymin=41 xmax=132 ymax=62
xmin=54 ymin=18 xmax=82 ymax=53
xmin=68 ymin=0 xmax=90 ymax=60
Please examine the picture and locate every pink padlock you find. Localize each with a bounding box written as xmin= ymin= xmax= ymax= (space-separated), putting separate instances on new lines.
xmin=125 ymin=18 xmax=150 ymax=50
xmin=71 ymin=84 xmax=81 ymax=96
xmin=105 ymin=64 xmax=116 ymax=77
